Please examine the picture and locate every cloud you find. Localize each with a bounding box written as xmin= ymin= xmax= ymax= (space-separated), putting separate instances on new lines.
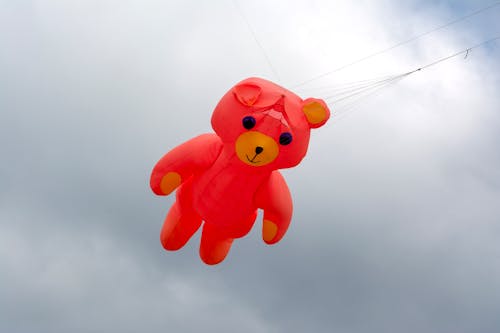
xmin=1 ymin=0 xmax=500 ymax=332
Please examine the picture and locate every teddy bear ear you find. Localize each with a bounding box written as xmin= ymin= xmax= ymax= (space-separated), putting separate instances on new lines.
xmin=233 ymin=83 xmax=262 ymax=106
xmin=302 ymin=98 xmax=330 ymax=128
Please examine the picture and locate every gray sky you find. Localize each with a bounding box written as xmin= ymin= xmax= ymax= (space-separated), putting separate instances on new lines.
xmin=1 ymin=0 xmax=500 ymax=332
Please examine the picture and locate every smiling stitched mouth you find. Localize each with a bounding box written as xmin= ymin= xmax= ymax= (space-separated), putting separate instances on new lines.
xmin=246 ymin=154 xmax=260 ymax=164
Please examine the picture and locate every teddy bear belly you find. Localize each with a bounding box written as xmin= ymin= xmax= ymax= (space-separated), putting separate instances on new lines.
xmin=190 ymin=172 xmax=263 ymax=229
xmin=192 ymin=182 xmax=256 ymax=227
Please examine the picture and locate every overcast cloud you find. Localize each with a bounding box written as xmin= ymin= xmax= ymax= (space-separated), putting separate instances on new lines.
xmin=1 ymin=0 xmax=500 ymax=332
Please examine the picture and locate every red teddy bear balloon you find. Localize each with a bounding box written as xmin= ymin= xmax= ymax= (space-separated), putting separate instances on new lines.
xmin=150 ymin=77 xmax=330 ymax=265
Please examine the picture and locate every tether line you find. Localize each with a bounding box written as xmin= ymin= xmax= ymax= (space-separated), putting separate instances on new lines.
xmin=293 ymin=1 xmax=500 ymax=88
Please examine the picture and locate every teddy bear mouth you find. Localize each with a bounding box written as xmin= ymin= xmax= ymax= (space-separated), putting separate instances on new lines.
xmin=246 ymin=154 xmax=261 ymax=164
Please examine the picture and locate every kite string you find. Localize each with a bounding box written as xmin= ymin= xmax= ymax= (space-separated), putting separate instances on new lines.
xmin=231 ymin=0 xmax=500 ymax=90
xmin=231 ymin=1 xmax=499 ymax=116
xmin=334 ymin=76 xmax=407 ymax=116
xmin=326 ymin=35 xmax=500 ymax=103
xmin=232 ymin=0 xmax=281 ymax=82
xmin=316 ymin=35 xmax=500 ymax=119
xmin=322 ymin=74 xmax=409 ymax=100
xmin=296 ymin=74 xmax=398 ymax=94
xmin=292 ymin=1 xmax=500 ymax=88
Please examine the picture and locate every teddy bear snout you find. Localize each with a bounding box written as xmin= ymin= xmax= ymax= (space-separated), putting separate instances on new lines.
xmin=235 ymin=132 xmax=279 ymax=167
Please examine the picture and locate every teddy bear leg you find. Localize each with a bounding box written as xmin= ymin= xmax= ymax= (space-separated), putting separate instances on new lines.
xmin=160 ymin=181 xmax=202 ymax=251
xmin=199 ymin=224 xmax=234 ymax=265
xmin=160 ymin=202 xmax=202 ymax=251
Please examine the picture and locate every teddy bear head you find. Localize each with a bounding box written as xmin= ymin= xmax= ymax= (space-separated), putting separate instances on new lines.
xmin=211 ymin=77 xmax=330 ymax=170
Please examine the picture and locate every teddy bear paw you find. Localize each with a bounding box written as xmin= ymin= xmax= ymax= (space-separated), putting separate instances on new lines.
xmin=262 ymin=219 xmax=278 ymax=244
xmin=160 ymin=172 xmax=181 ymax=195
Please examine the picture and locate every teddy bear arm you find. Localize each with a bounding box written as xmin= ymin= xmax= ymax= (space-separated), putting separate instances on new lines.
xmin=150 ymin=134 xmax=223 ymax=195
xmin=255 ymin=171 xmax=293 ymax=245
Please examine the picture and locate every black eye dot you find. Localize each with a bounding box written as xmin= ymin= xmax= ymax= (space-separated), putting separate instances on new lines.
xmin=242 ymin=116 xmax=256 ymax=130
xmin=279 ymin=132 xmax=293 ymax=145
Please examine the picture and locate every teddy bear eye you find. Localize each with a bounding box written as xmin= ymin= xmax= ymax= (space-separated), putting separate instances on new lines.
xmin=242 ymin=116 xmax=256 ymax=130
xmin=279 ymin=132 xmax=293 ymax=145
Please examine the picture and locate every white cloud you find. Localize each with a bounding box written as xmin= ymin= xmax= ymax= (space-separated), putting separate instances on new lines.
xmin=1 ymin=0 xmax=500 ymax=332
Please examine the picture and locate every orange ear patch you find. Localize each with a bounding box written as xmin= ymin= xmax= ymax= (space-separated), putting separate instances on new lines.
xmin=233 ymin=83 xmax=261 ymax=106
xmin=302 ymin=99 xmax=330 ymax=128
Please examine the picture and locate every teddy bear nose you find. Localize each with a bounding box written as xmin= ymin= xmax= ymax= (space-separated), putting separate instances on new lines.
xmin=255 ymin=146 xmax=264 ymax=155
